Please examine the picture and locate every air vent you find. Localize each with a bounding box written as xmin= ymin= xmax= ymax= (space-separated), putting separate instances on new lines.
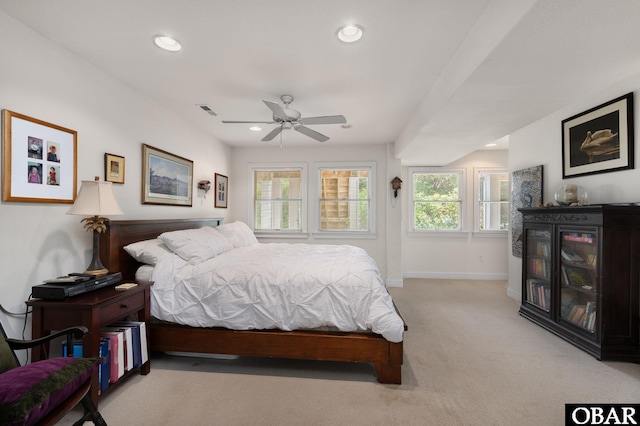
xmin=197 ymin=104 xmax=217 ymax=116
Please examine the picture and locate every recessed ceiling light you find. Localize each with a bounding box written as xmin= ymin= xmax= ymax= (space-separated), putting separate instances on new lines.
xmin=337 ymin=24 xmax=364 ymax=43
xmin=153 ymin=35 xmax=181 ymax=52
xmin=249 ymin=126 xmax=262 ymax=132
xmin=485 ymin=143 xmax=497 ymax=147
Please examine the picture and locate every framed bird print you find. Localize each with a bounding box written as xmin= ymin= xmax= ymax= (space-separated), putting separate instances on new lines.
xmin=562 ymin=92 xmax=634 ymax=178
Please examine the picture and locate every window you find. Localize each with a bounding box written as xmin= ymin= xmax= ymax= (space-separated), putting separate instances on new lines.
xmin=316 ymin=163 xmax=374 ymax=233
xmin=252 ymin=166 xmax=304 ymax=232
xmin=410 ymin=168 xmax=465 ymax=231
xmin=476 ymin=169 xmax=509 ymax=232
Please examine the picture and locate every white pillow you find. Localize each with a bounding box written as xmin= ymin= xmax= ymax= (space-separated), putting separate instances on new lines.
xmin=215 ymin=221 xmax=258 ymax=248
xmin=123 ymin=238 xmax=171 ymax=265
xmin=159 ymin=226 xmax=233 ymax=263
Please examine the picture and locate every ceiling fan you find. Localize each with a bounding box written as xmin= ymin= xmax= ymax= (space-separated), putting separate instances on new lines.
xmin=222 ymin=95 xmax=346 ymax=143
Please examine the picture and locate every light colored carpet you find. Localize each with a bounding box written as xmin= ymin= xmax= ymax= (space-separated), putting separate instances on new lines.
xmin=60 ymin=279 xmax=640 ymax=425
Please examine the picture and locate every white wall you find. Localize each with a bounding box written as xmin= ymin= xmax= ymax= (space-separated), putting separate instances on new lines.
xmin=230 ymin=143 xmax=394 ymax=280
xmin=0 ymin=13 xmax=231 ymax=341
xmin=401 ymin=149 xmax=509 ymax=280
xmin=507 ymin=74 xmax=640 ymax=300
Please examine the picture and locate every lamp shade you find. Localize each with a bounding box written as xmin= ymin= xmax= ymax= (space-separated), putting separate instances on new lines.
xmin=67 ymin=178 xmax=123 ymax=216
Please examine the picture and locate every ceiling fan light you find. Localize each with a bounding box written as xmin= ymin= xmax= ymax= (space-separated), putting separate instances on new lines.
xmin=153 ymin=35 xmax=181 ymax=52
xmin=337 ymin=24 xmax=364 ymax=43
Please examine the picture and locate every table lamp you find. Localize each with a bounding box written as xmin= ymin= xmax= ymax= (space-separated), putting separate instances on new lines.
xmin=67 ymin=176 xmax=123 ymax=275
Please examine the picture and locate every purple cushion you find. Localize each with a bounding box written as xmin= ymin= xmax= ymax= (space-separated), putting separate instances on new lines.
xmin=0 ymin=357 xmax=99 ymax=426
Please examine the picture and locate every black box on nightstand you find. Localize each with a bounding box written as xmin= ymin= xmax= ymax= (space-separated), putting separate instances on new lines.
xmin=32 ymin=272 xmax=122 ymax=300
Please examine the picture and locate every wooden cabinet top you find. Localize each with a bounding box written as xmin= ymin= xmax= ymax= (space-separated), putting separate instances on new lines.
xmin=519 ymin=203 xmax=640 ymax=226
xmin=26 ymin=281 xmax=152 ymax=308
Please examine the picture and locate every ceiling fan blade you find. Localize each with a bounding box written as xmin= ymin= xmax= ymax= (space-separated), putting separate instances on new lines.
xmin=261 ymin=126 xmax=283 ymax=142
xmin=263 ymin=100 xmax=288 ymax=121
xmin=221 ymin=120 xmax=274 ymax=124
xmin=294 ymin=125 xmax=329 ymax=142
xmin=299 ymin=115 xmax=347 ymax=125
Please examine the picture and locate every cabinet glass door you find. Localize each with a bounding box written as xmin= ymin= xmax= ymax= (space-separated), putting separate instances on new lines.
xmin=559 ymin=230 xmax=598 ymax=334
xmin=524 ymin=227 xmax=551 ymax=312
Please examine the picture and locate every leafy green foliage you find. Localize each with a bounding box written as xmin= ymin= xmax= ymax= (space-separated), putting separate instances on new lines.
xmin=413 ymin=173 xmax=460 ymax=230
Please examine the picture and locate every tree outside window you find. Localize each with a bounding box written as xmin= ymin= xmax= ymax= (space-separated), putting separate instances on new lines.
xmin=411 ymin=169 xmax=464 ymax=231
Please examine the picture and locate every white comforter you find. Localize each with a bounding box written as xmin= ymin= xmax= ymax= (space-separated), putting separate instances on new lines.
xmin=150 ymin=243 xmax=404 ymax=342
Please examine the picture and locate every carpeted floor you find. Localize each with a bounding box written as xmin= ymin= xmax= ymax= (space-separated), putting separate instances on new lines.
xmin=61 ymin=279 xmax=640 ymax=425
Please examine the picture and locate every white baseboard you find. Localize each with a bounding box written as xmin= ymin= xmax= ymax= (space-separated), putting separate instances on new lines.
xmin=506 ymin=286 xmax=521 ymax=301
xmin=402 ymin=271 xmax=508 ymax=281
xmin=386 ymin=278 xmax=404 ymax=288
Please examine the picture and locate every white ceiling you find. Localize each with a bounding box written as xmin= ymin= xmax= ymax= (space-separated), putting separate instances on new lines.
xmin=1 ymin=0 xmax=639 ymax=165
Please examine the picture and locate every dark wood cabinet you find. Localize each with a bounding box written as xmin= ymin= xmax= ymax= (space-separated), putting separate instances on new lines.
xmin=519 ymin=204 xmax=640 ymax=362
xmin=27 ymin=281 xmax=152 ymax=406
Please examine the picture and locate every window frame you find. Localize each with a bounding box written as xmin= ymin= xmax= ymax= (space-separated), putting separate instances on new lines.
xmin=408 ymin=167 xmax=466 ymax=235
xmin=312 ymin=161 xmax=376 ymax=238
xmin=249 ymin=163 xmax=307 ymax=236
xmin=473 ymin=167 xmax=509 ymax=235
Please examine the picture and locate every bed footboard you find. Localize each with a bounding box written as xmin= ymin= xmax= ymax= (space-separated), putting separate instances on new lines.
xmin=150 ymin=321 xmax=403 ymax=384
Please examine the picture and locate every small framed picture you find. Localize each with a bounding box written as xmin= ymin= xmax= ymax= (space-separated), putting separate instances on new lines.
xmin=562 ymin=92 xmax=634 ymax=178
xmin=2 ymin=109 xmax=77 ymax=203
xmin=104 ymin=153 xmax=125 ymax=184
xmin=215 ymin=173 xmax=228 ymax=208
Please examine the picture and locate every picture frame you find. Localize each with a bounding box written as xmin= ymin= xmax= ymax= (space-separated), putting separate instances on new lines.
xmin=562 ymin=92 xmax=634 ymax=178
xmin=141 ymin=144 xmax=193 ymax=206
xmin=214 ymin=173 xmax=228 ymax=208
xmin=104 ymin=153 xmax=125 ymax=184
xmin=2 ymin=110 xmax=77 ymax=203
xmin=511 ymin=165 xmax=543 ymax=257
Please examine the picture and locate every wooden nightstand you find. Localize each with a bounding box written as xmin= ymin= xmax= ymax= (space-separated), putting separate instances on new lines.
xmin=27 ymin=280 xmax=152 ymax=407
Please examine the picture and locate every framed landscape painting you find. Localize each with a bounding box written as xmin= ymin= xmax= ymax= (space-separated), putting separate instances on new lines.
xmin=142 ymin=144 xmax=193 ymax=206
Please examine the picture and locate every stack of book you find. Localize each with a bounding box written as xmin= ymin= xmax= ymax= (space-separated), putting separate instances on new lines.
xmin=62 ymin=321 xmax=148 ymax=394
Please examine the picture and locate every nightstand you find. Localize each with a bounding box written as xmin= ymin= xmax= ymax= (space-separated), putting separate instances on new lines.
xmin=27 ymin=280 xmax=152 ymax=407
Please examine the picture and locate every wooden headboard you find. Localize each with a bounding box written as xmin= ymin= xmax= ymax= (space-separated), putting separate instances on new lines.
xmin=100 ymin=218 xmax=223 ymax=280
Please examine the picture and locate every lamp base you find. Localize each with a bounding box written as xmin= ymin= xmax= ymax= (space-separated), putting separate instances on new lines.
xmin=85 ymin=227 xmax=109 ymax=277
xmin=85 ymin=267 xmax=109 ymax=276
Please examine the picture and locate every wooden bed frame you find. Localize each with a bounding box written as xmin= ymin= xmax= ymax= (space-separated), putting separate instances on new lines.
xmin=101 ymin=218 xmax=404 ymax=384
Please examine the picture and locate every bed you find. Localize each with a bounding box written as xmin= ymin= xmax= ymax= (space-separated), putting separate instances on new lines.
xmin=100 ymin=218 xmax=405 ymax=384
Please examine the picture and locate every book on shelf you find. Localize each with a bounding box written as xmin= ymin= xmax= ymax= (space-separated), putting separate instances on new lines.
xmin=563 ymin=233 xmax=595 ymax=244
xmin=100 ymin=330 xmax=125 ymax=381
xmin=98 ymin=338 xmax=111 ymax=393
xmin=113 ymin=321 xmax=148 ymax=365
xmin=564 ymin=302 xmax=596 ymax=333
xmin=536 ymin=241 xmax=550 ymax=257
xmin=529 ymin=258 xmax=550 ymax=279
xmin=103 ymin=326 xmax=133 ymax=371
xmin=62 ymin=338 xmax=110 ymax=394
xmin=526 ymin=279 xmax=550 ymax=310
xmin=563 ymin=266 xmax=592 ymax=287
xmin=529 ymin=229 xmax=550 ymax=239
xmin=560 ymin=288 xmax=578 ymax=317
xmin=561 ymin=248 xmax=584 ymax=263
xmin=112 ymin=321 xmax=148 ymax=367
